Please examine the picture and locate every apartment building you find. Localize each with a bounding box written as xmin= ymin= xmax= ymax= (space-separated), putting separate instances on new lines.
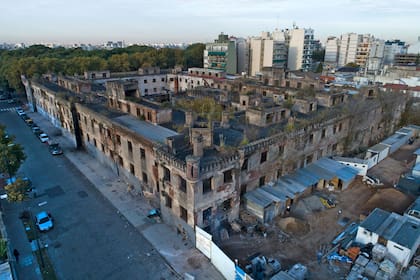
xmin=287 ymin=28 xmax=314 ymax=71
xmin=204 ymin=33 xmax=237 ymax=75
xmin=249 ymin=32 xmax=288 ymax=76
xmin=324 ymin=36 xmax=339 ymax=67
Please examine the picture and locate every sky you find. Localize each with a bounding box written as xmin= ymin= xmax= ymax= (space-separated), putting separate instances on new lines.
xmin=1 ymin=0 xmax=420 ymax=45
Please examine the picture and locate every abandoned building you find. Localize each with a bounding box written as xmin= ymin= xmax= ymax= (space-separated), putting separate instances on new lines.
xmin=21 ymin=65 xmax=409 ymax=240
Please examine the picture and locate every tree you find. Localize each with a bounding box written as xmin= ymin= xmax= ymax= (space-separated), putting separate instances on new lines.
xmin=315 ymin=62 xmax=323 ymax=73
xmin=4 ymin=178 xmax=29 ymax=202
xmin=0 ymin=125 xmax=26 ymax=178
xmin=345 ymin=62 xmax=359 ymax=68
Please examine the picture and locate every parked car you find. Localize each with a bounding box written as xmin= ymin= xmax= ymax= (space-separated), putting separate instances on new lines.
xmin=16 ymin=108 xmax=25 ymax=116
xmin=25 ymin=118 xmax=34 ymax=126
xmin=32 ymin=125 xmax=41 ymax=134
xmin=320 ymin=197 xmax=336 ymax=208
xmin=35 ymin=211 xmax=53 ymax=232
xmin=48 ymin=143 xmax=63 ymax=155
xmin=34 ymin=129 xmax=43 ymax=137
xmin=362 ymin=175 xmax=383 ymax=186
xmin=39 ymin=133 xmax=49 ymax=143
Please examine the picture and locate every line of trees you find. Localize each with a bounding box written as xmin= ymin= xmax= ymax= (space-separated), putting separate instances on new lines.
xmin=0 ymin=125 xmax=27 ymax=202
xmin=0 ymin=43 xmax=205 ymax=92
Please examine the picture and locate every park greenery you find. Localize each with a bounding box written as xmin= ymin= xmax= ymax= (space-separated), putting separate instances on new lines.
xmin=0 ymin=43 xmax=205 ymax=92
xmin=0 ymin=125 xmax=27 ymax=202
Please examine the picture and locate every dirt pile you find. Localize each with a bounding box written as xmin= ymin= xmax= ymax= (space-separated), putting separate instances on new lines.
xmin=277 ymin=217 xmax=310 ymax=236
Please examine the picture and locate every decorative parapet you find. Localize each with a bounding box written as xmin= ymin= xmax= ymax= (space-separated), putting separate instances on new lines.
xmin=154 ymin=145 xmax=187 ymax=172
xmin=200 ymin=153 xmax=240 ymax=174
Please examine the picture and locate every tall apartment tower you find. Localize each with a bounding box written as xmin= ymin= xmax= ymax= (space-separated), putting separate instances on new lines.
xmin=383 ymin=40 xmax=406 ymax=65
xmin=287 ymin=27 xmax=314 ymax=71
xmin=367 ymin=39 xmax=385 ymax=73
xmin=204 ymin=33 xmax=237 ymax=74
xmin=338 ymin=33 xmax=359 ymax=67
xmin=355 ymin=34 xmax=373 ymax=70
xmin=235 ymin=37 xmax=249 ymax=75
xmin=324 ymin=36 xmax=339 ymax=67
xmin=249 ymin=31 xmax=288 ymax=76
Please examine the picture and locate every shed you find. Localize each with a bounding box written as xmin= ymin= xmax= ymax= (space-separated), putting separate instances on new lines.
xmin=381 ymin=133 xmax=410 ymax=154
xmin=366 ymin=143 xmax=390 ymax=166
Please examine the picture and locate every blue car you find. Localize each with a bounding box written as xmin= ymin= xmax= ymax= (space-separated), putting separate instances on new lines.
xmin=35 ymin=211 xmax=54 ymax=232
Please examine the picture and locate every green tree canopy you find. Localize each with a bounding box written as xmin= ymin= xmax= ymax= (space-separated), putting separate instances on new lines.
xmin=4 ymin=178 xmax=29 ymax=202
xmin=0 ymin=125 xmax=26 ymax=177
xmin=0 ymin=43 xmax=205 ymax=92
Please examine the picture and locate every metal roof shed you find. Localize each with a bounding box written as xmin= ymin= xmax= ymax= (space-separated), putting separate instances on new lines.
xmin=366 ymin=143 xmax=390 ymax=163
xmin=381 ymin=133 xmax=410 ymax=154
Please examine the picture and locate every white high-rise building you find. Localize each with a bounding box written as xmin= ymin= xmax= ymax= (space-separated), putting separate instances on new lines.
xmin=287 ymin=27 xmax=314 ymax=71
xmin=249 ymin=31 xmax=288 ymax=76
xmin=367 ymin=39 xmax=385 ymax=72
xmin=324 ymin=36 xmax=339 ymax=66
xmin=383 ymin=40 xmax=406 ymax=65
xmin=338 ymin=33 xmax=359 ymax=67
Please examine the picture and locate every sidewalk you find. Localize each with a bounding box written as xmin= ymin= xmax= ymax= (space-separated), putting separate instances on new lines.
xmin=28 ymin=111 xmax=224 ymax=280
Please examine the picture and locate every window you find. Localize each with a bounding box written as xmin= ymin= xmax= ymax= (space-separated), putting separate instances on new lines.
xmin=333 ymin=125 xmax=337 ymax=134
xmin=223 ymin=170 xmax=233 ymax=183
xmin=222 ymin=198 xmax=231 ymax=211
xmin=241 ymin=158 xmax=248 ymax=171
xmin=163 ymin=167 xmax=171 ymax=182
xmin=140 ymin=148 xmax=146 ymax=160
xmin=101 ymin=144 xmax=105 ymax=152
xmin=144 ymin=89 xmax=148 ymax=94
xmin=321 ymin=129 xmax=326 ymax=139
xmin=203 ymin=207 xmax=212 ymax=225
xmin=127 ymin=141 xmax=133 ymax=155
xmin=152 ymin=78 xmax=156 ymax=83
xmin=180 ymin=206 xmax=187 ymax=222
xmin=118 ymin=156 xmax=123 ymax=166
xmin=309 ymin=134 xmax=314 ymax=144
xmin=87 ymin=134 xmax=90 ymax=142
xmin=130 ymin=164 xmax=135 ymax=175
xmin=93 ymin=139 xmax=97 ymax=147
xmin=136 ymin=108 xmax=141 ymax=117
xmin=126 ymin=104 xmax=131 ymax=113
xmin=161 ymin=78 xmax=165 ymax=82
xmin=102 ymin=73 xmax=107 ymax=78
xmin=339 ymin=123 xmax=343 ymax=132
xmin=147 ymin=112 xmax=152 ymax=121
xmin=203 ymin=178 xmax=212 ymax=194
xmin=179 ymin=176 xmax=187 ymax=193
xmin=259 ymin=176 xmax=265 ymax=187
xmin=285 ymin=81 xmax=290 ymax=87
xmin=116 ymin=135 xmax=121 ymax=145
xmin=165 ymin=194 xmax=172 ymax=208
xmin=142 ymin=172 xmax=148 ymax=184
xmin=260 ymin=151 xmax=267 ymax=163
xmin=144 ymin=79 xmax=148 ymax=84
xmin=278 ymin=145 xmax=284 ymax=156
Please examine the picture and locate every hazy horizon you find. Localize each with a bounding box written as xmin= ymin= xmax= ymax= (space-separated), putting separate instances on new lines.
xmin=1 ymin=0 xmax=420 ymax=45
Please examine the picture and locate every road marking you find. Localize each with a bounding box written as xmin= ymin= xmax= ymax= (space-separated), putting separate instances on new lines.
xmin=38 ymin=201 xmax=48 ymax=206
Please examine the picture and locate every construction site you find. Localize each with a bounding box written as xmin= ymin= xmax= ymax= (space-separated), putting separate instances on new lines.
xmin=219 ymin=141 xmax=419 ymax=279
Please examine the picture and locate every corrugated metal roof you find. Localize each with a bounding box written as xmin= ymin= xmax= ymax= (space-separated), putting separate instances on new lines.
xmin=396 ymin=128 xmax=413 ymax=136
xmin=368 ymin=143 xmax=390 ymax=153
xmin=261 ymin=185 xmax=289 ymax=201
xmin=336 ymin=166 xmax=359 ymax=182
xmin=243 ymin=189 xmax=273 ymax=208
xmin=392 ymin=220 xmax=420 ymax=249
xmin=113 ymin=115 xmax=178 ymax=144
xmin=360 ymin=208 xmax=391 ymax=233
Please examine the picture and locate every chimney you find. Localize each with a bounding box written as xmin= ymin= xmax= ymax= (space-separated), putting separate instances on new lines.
xmin=193 ymin=135 xmax=204 ymax=157
xmin=185 ymin=111 xmax=194 ymax=127
xmin=221 ymin=111 xmax=230 ymax=128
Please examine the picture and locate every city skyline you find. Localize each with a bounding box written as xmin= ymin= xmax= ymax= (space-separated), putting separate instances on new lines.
xmin=1 ymin=0 xmax=420 ymax=45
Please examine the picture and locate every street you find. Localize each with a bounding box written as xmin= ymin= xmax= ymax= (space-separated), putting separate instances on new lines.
xmin=0 ymin=108 xmax=174 ymax=279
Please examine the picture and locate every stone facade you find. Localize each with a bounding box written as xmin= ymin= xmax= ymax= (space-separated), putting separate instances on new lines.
xmin=21 ymin=69 xmax=408 ymax=240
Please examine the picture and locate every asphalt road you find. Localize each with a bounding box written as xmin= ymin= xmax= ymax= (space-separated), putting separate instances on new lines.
xmin=0 ymin=109 xmax=174 ymax=280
